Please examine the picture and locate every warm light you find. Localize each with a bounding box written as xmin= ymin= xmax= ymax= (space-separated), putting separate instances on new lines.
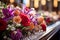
xmin=47 ymin=0 xmax=50 ymax=1
xmin=34 ymin=0 xmax=39 ymax=8
xmin=41 ymin=0 xmax=46 ymax=5
xmin=53 ymin=0 xmax=58 ymax=7
xmin=10 ymin=0 xmax=14 ymax=3
xmin=23 ymin=0 xmax=30 ymax=7
xmin=26 ymin=0 xmax=30 ymax=7
xmin=58 ymin=0 xmax=60 ymax=2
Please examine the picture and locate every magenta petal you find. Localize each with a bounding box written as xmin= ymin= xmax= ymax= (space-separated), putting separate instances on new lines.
xmin=2 ymin=8 xmax=12 ymax=18
xmin=10 ymin=29 xmax=23 ymax=40
xmin=3 ymin=16 xmax=13 ymax=22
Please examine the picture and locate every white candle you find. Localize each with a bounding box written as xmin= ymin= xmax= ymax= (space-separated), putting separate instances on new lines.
xmin=41 ymin=0 xmax=46 ymax=5
xmin=34 ymin=0 xmax=39 ymax=8
xmin=53 ymin=0 xmax=58 ymax=7
xmin=10 ymin=0 xmax=14 ymax=3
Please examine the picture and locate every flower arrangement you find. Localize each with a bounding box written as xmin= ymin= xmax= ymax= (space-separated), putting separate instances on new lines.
xmin=40 ymin=11 xmax=59 ymax=26
xmin=0 ymin=4 xmax=47 ymax=40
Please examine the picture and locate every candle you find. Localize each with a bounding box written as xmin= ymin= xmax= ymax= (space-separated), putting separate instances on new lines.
xmin=10 ymin=0 xmax=14 ymax=3
xmin=53 ymin=0 xmax=58 ymax=7
xmin=34 ymin=0 xmax=39 ymax=8
xmin=41 ymin=0 xmax=46 ymax=5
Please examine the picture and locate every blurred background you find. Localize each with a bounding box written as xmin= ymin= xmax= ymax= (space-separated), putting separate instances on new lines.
xmin=0 ymin=0 xmax=60 ymax=12
xmin=0 ymin=0 xmax=60 ymax=22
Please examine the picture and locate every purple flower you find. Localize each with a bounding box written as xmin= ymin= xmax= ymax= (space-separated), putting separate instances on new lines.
xmin=35 ymin=14 xmax=41 ymax=16
xmin=2 ymin=8 xmax=14 ymax=21
xmin=30 ymin=16 xmax=38 ymax=25
xmin=2 ymin=8 xmax=12 ymax=18
xmin=3 ymin=16 xmax=13 ymax=22
xmin=10 ymin=29 xmax=23 ymax=40
xmin=8 ymin=8 xmax=14 ymax=16
xmin=33 ymin=19 xmax=38 ymax=25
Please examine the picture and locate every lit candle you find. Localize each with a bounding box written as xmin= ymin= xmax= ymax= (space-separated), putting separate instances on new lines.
xmin=41 ymin=0 xmax=46 ymax=5
xmin=34 ymin=0 xmax=39 ymax=8
xmin=53 ymin=0 xmax=58 ymax=7
xmin=10 ymin=0 xmax=14 ymax=3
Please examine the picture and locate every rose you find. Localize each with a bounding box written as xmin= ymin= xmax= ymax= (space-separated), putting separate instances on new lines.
xmin=20 ymin=13 xmax=30 ymax=27
xmin=40 ymin=21 xmax=46 ymax=31
xmin=13 ymin=16 xmax=22 ymax=24
xmin=45 ymin=17 xmax=51 ymax=24
xmin=0 ymin=18 xmax=7 ymax=31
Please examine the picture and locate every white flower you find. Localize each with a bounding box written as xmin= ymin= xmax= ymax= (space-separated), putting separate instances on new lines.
xmin=3 ymin=36 xmax=7 ymax=39
xmin=31 ymin=8 xmax=35 ymax=10
xmin=41 ymin=13 xmax=43 ymax=16
xmin=6 ymin=28 xmax=9 ymax=30
xmin=13 ymin=31 xmax=17 ymax=34
xmin=53 ymin=16 xmax=58 ymax=20
xmin=16 ymin=6 xmax=21 ymax=10
xmin=7 ymin=37 xmax=12 ymax=40
xmin=16 ymin=24 xmax=21 ymax=27
xmin=11 ymin=24 xmax=14 ymax=27
xmin=10 ymin=5 xmax=14 ymax=9
xmin=44 ymin=11 xmax=50 ymax=16
xmin=8 ymin=25 xmax=12 ymax=28
xmin=29 ymin=11 xmax=36 ymax=16
xmin=11 ymin=27 xmax=16 ymax=31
